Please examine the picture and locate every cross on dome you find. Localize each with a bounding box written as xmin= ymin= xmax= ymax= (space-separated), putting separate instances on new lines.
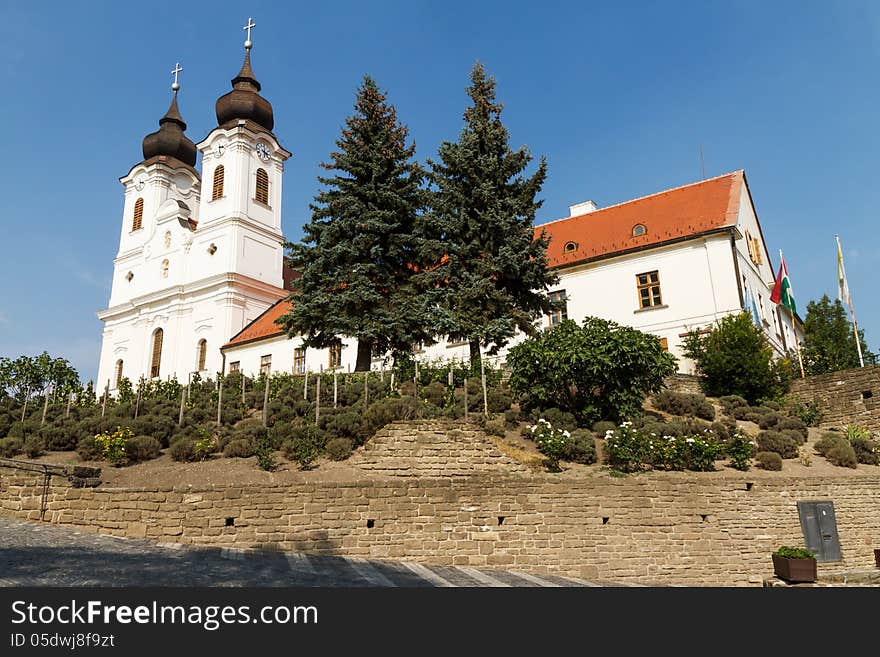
xmin=171 ymin=63 xmax=183 ymax=91
xmin=243 ymin=17 xmax=256 ymax=50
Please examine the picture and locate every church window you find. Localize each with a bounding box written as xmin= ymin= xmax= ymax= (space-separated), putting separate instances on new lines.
xmin=632 ymin=223 xmax=647 ymax=237
xmin=255 ymin=168 xmax=270 ymax=205
xmin=547 ymin=290 xmax=568 ymax=326
xmin=563 ymin=241 xmax=578 ymax=253
xmin=260 ymin=354 xmax=272 ymax=376
xmin=161 ymin=259 xmax=169 ymax=279
xmin=745 ymin=230 xmax=763 ymax=266
xmin=115 ymin=359 xmax=124 ymax=387
xmin=150 ymin=329 xmax=163 ymax=379
xmin=125 ymin=271 xmax=134 ymax=282
xmin=212 ymin=165 xmax=225 ymax=201
xmin=229 ymin=361 xmax=240 ymax=374
xmin=132 ymin=198 xmax=144 ymax=231
xmin=328 ymin=343 xmax=342 ymax=369
xmin=293 ymin=347 xmax=306 ymax=374
xmin=636 ymin=271 xmax=663 ymax=308
xmin=197 ymin=339 xmax=207 ymax=371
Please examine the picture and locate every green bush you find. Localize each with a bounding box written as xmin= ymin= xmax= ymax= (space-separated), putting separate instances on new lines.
xmin=849 ymin=437 xmax=879 ymax=466
xmin=773 ymin=546 xmax=815 ymax=559
xmin=22 ymin=435 xmax=45 ymax=459
xmin=779 ymin=428 xmax=807 ymax=446
xmin=254 ymin=432 xmax=277 ymax=472
xmin=507 ymin=317 xmax=677 ymax=426
xmin=420 ymin=381 xmax=448 ymax=407
xmin=756 ymin=431 xmax=799 ymax=459
xmin=532 ymin=408 xmax=578 ymax=432
xmin=776 ymin=417 xmax=808 ymax=442
xmin=282 ymin=426 xmax=327 ymax=470
xmin=757 ymin=413 xmax=782 ymax=430
xmin=814 ymin=432 xmax=849 ymax=457
xmin=845 ymin=425 xmax=872 ymax=442
xmin=321 ymin=411 xmax=366 ymax=444
xmin=222 ymin=438 xmax=255 ymax=458
xmin=325 ymin=437 xmax=354 ymax=461
xmin=39 ymin=423 xmax=77 ymax=451
xmin=652 ymin=390 xmax=715 ymax=420
xmin=755 ymin=451 xmax=782 ymax=471
xmin=169 ymin=438 xmax=198 ymax=462
xmin=719 ymin=395 xmax=749 ymax=416
xmin=683 ymin=312 xmax=792 ymax=404
xmin=826 ymin=443 xmax=858 ymax=468
xmin=125 ymin=436 xmax=161 ymax=463
xmin=561 ymin=429 xmax=596 ymax=465
xmin=486 ymin=387 xmax=513 ymax=413
xmin=503 ymin=409 xmax=519 ymax=428
xmin=76 ymin=436 xmax=102 ymax=461
xmin=0 ymin=436 xmax=24 ymax=457
xmin=784 ymin=396 xmax=823 ymax=427
xmin=530 ymin=419 xmax=571 ymax=472
xmin=484 ymin=419 xmax=506 ymax=437
xmin=725 ymin=431 xmax=755 ymax=470
xmin=591 ymin=420 xmax=618 ymax=437
xmin=362 ymin=397 xmax=423 ymax=435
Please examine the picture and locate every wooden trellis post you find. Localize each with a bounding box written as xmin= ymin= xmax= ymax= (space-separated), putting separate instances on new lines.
xmin=363 ymin=371 xmax=369 ymax=407
xmin=41 ymin=385 xmax=50 ymax=426
xmin=303 ymin=369 xmax=308 ymax=401
xmin=65 ymin=391 xmax=73 ymax=419
xmin=262 ymin=375 xmax=270 ymax=426
xmin=241 ymin=373 xmax=246 ymax=405
xmin=481 ymin=357 xmax=489 ymax=418
xmin=333 ymin=369 xmax=338 ymax=408
xmin=316 ymin=366 xmax=322 ymax=424
xmin=102 ymin=380 xmax=110 ymax=418
xmin=178 ymin=385 xmax=186 ymax=426
xmin=134 ymin=386 xmax=141 ymax=419
xmin=216 ymin=374 xmax=223 ymax=424
xmin=463 ymin=376 xmax=469 ymax=421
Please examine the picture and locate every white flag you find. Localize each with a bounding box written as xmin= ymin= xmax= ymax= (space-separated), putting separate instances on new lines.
xmin=837 ymin=236 xmax=851 ymax=307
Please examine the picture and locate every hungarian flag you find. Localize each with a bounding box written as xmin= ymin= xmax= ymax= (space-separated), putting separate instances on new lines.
xmin=770 ymin=253 xmax=797 ymax=315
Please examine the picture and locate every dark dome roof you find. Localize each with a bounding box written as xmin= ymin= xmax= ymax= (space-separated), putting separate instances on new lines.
xmin=142 ymin=93 xmax=197 ymax=167
xmin=215 ymin=49 xmax=274 ymax=131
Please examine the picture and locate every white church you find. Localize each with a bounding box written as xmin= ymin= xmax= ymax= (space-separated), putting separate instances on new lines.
xmin=96 ymin=23 xmax=803 ymax=392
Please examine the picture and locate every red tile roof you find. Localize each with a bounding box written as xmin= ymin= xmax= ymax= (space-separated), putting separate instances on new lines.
xmin=225 ymin=172 xmax=746 ymax=350
xmin=536 ymin=170 xmax=744 ymax=268
xmin=222 ymin=298 xmax=292 ymax=349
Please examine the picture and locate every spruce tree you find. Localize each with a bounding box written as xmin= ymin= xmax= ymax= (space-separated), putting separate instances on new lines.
xmin=279 ymin=76 xmax=429 ymax=371
xmin=425 ymin=62 xmax=558 ymax=369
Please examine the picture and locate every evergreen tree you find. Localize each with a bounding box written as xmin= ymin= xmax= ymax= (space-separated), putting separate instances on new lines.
xmin=425 ymin=62 xmax=558 ymax=368
xmin=801 ymin=294 xmax=870 ymax=374
xmin=278 ymin=76 xmax=429 ymax=371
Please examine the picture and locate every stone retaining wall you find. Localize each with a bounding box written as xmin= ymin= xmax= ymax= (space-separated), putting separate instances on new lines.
xmin=663 ymin=374 xmax=703 ymax=395
xmin=3 ymin=464 xmax=878 ymax=586
xmin=790 ymin=365 xmax=880 ymax=431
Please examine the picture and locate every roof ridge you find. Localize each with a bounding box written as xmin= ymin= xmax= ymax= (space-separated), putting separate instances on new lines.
xmin=537 ymin=169 xmax=743 ymax=229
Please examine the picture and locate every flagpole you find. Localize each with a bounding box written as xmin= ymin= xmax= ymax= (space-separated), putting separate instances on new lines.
xmin=779 ymin=249 xmax=805 ymax=379
xmin=836 ymin=235 xmax=865 ymax=368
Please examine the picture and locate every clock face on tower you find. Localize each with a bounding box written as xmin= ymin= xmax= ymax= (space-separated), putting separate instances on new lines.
xmin=255 ymin=142 xmax=271 ymax=162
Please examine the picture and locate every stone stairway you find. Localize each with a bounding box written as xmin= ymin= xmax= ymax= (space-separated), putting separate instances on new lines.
xmin=352 ymin=420 xmax=529 ymax=477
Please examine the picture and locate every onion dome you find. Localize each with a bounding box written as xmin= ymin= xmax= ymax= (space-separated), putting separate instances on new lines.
xmin=142 ymin=91 xmax=198 ymax=167
xmin=215 ymin=48 xmax=274 ymax=131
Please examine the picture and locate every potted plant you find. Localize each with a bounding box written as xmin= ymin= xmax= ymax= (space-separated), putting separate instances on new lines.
xmin=772 ymin=546 xmax=817 ymax=583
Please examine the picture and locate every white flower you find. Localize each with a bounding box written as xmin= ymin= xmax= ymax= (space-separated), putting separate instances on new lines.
xmin=563 ymin=430 xmax=571 ymax=438
xmin=686 ymin=438 xmax=695 ymax=444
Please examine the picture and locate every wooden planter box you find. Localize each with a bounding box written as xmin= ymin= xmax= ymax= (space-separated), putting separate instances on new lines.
xmin=772 ymin=554 xmax=817 ymax=583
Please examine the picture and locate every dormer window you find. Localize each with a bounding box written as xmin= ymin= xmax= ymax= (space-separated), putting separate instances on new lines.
xmin=632 ymin=224 xmax=647 ymax=237
xmin=563 ymin=241 xmax=578 ymax=253
xmin=125 ymin=271 xmax=134 ymax=282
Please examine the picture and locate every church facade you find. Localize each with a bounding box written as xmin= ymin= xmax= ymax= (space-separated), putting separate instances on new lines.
xmin=97 ymin=31 xmax=803 ymax=391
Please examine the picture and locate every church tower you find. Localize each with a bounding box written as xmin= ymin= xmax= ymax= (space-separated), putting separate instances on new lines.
xmin=96 ymin=20 xmax=291 ymax=392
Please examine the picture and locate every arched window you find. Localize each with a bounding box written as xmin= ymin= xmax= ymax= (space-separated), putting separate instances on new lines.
xmin=211 ymin=165 xmax=225 ymax=201
xmin=115 ymin=359 xmax=124 ymax=387
xmin=132 ymin=198 xmax=144 ymax=231
xmin=255 ymin=168 xmax=269 ymax=205
xmin=150 ymin=328 xmax=163 ymax=379
xmin=632 ymin=223 xmax=647 ymax=237
xmin=197 ymin=339 xmax=207 ymax=371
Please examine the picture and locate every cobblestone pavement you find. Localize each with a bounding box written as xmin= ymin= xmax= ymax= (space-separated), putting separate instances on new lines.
xmin=0 ymin=518 xmax=625 ymax=587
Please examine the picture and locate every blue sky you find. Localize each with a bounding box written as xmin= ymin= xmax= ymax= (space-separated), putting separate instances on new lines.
xmin=1 ymin=1 xmax=877 ymax=383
